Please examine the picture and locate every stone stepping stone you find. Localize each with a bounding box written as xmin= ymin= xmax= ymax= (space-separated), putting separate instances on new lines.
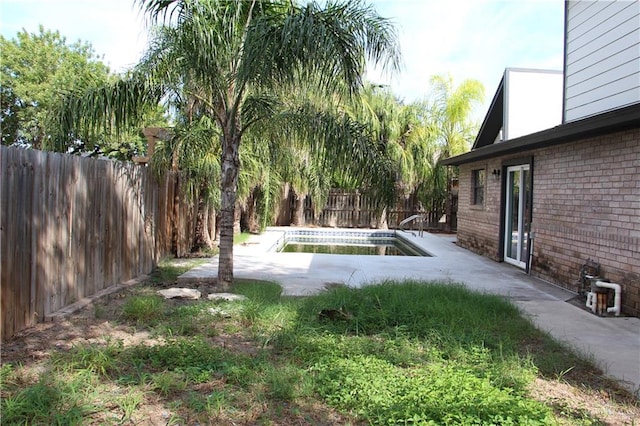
xmin=157 ymin=288 xmax=202 ymax=300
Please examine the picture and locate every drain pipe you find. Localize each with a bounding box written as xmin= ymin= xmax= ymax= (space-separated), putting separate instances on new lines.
xmin=527 ymin=230 xmax=535 ymax=275
xmin=585 ymin=291 xmax=597 ymax=313
xmin=594 ymin=280 xmax=622 ymax=316
xmin=584 ymin=275 xmax=600 ymax=314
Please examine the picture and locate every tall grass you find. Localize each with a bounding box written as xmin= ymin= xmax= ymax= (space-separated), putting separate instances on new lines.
xmin=271 ymin=281 xmax=554 ymax=424
xmin=121 ymin=294 xmax=165 ymax=325
xmin=1 ymin=278 xmax=624 ymax=425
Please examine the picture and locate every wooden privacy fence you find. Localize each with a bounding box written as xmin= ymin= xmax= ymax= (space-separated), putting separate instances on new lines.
xmin=1 ymin=147 xmax=453 ymax=339
xmin=288 ymin=189 xmax=451 ymax=230
xmin=0 ymin=146 xmax=195 ymax=340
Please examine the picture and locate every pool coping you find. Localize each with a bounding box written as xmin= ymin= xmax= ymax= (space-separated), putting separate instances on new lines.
xmin=267 ymin=227 xmax=432 ymax=257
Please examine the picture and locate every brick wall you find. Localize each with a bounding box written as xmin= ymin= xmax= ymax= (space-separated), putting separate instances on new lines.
xmin=457 ymin=160 xmax=502 ymax=260
xmin=457 ymin=128 xmax=640 ymax=316
xmin=533 ymin=128 xmax=639 ymax=315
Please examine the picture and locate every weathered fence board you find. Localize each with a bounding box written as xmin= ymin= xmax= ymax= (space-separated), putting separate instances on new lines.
xmin=0 ymin=146 xmax=195 ymax=340
xmin=292 ymin=189 xmax=444 ymax=230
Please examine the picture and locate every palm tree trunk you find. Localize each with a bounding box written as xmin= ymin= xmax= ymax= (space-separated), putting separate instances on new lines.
xmin=242 ymin=187 xmax=260 ymax=233
xmin=171 ymin=173 xmax=181 ymax=256
xmin=377 ymin=207 xmax=388 ymax=229
xmin=275 ymin=183 xmax=291 ymax=226
xmin=444 ymin=166 xmax=453 ymax=232
xmin=213 ymin=212 xmax=220 ymax=243
xmin=218 ymin=128 xmax=240 ymax=290
xmin=193 ymin=184 xmax=214 ymax=251
xmin=234 ymin=203 xmax=242 ymax=234
xmin=208 ymin=207 xmax=217 ymax=246
xmin=291 ymin=190 xmax=305 ymax=226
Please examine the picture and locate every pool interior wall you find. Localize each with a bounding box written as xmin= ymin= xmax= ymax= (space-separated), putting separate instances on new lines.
xmin=271 ymin=228 xmax=432 ymax=257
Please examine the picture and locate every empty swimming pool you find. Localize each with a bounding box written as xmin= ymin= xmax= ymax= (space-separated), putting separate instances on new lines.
xmin=273 ymin=229 xmax=431 ymax=257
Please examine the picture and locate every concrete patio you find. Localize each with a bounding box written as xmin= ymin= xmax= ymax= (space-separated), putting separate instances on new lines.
xmin=178 ymin=227 xmax=640 ymax=396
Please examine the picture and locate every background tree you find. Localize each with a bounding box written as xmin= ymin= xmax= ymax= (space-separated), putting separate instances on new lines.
xmin=57 ymin=0 xmax=400 ymax=289
xmin=427 ymin=74 xmax=484 ymax=158
xmin=151 ymin=115 xmax=221 ymax=254
xmin=0 ymin=27 xmax=110 ymax=149
xmin=1 ymin=26 xmax=168 ymax=159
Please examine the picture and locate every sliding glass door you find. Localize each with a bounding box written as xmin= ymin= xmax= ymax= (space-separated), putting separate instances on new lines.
xmin=504 ymin=165 xmax=531 ymax=269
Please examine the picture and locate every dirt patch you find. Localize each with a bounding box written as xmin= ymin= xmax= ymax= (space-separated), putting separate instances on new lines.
xmin=529 ymin=378 xmax=639 ymax=425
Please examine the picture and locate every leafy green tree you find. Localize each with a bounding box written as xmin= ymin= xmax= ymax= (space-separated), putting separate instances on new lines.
xmin=423 ymin=74 xmax=484 ymax=226
xmin=1 ymin=26 xmax=167 ymax=158
xmin=0 ymin=26 xmax=110 ymax=149
xmin=57 ymin=0 xmax=399 ymax=288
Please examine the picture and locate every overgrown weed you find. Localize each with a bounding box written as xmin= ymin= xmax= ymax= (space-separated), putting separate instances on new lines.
xmin=1 ymin=276 xmax=637 ymax=425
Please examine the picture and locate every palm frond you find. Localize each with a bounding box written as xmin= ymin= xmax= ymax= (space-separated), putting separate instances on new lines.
xmin=52 ymin=73 xmax=164 ymax=151
xmin=240 ymin=94 xmax=280 ymax=131
xmin=239 ymin=0 xmax=400 ymax=97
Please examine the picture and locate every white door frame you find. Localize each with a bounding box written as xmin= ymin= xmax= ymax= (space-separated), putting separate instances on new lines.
xmin=504 ymin=164 xmax=530 ymax=269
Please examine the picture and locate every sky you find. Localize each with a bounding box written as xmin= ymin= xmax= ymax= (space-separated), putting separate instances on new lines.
xmin=0 ymin=0 xmax=565 ymax=121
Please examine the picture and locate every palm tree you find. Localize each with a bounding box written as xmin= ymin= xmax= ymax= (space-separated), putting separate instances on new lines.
xmin=345 ymin=84 xmax=436 ymax=225
xmin=151 ymin=111 xmax=221 ymax=254
xmin=425 ymin=74 xmax=484 ymax=227
xmin=56 ymin=0 xmax=399 ymax=289
xmin=240 ymin=86 xmax=395 ymax=229
xmin=427 ymin=74 xmax=484 ymax=157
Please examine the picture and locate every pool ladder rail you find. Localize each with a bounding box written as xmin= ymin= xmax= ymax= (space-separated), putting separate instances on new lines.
xmin=399 ymin=214 xmax=426 ymax=237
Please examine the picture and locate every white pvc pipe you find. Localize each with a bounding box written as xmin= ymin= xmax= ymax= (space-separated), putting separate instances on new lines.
xmin=595 ymin=280 xmax=622 ymax=316
xmin=585 ymin=291 xmax=597 ymax=313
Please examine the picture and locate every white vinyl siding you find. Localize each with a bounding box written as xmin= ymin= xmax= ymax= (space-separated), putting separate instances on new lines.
xmin=564 ymin=0 xmax=640 ymax=122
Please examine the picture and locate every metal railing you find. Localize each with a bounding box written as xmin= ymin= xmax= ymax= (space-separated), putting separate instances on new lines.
xmin=398 ymin=214 xmax=426 ymax=237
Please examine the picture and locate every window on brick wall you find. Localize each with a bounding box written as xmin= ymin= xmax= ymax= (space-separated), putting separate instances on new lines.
xmin=472 ymin=169 xmax=485 ymax=205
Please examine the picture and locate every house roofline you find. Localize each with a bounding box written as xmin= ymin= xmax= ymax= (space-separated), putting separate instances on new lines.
xmin=471 ymin=75 xmax=504 ymax=150
xmin=471 ymin=68 xmax=563 ymax=151
xmin=441 ymin=102 xmax=640 ymax=166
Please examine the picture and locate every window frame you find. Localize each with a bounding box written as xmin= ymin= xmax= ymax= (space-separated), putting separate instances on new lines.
xmin=471 ymin=168 xmax=485 ymax=206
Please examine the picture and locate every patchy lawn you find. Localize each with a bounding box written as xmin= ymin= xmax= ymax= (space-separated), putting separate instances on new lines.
xmin=1 ymin=258 xmax=638 ymax=425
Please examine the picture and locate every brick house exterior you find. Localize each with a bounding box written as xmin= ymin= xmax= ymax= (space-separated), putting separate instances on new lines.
xmin=450 ymin=120 xmax=639 ymax=316
xmin=443 ymin=1 xmax=639 ymax=316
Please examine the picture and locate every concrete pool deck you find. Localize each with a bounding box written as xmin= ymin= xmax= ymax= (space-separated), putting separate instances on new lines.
xmin=178 ymin=227 xmax=640 ymax=396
